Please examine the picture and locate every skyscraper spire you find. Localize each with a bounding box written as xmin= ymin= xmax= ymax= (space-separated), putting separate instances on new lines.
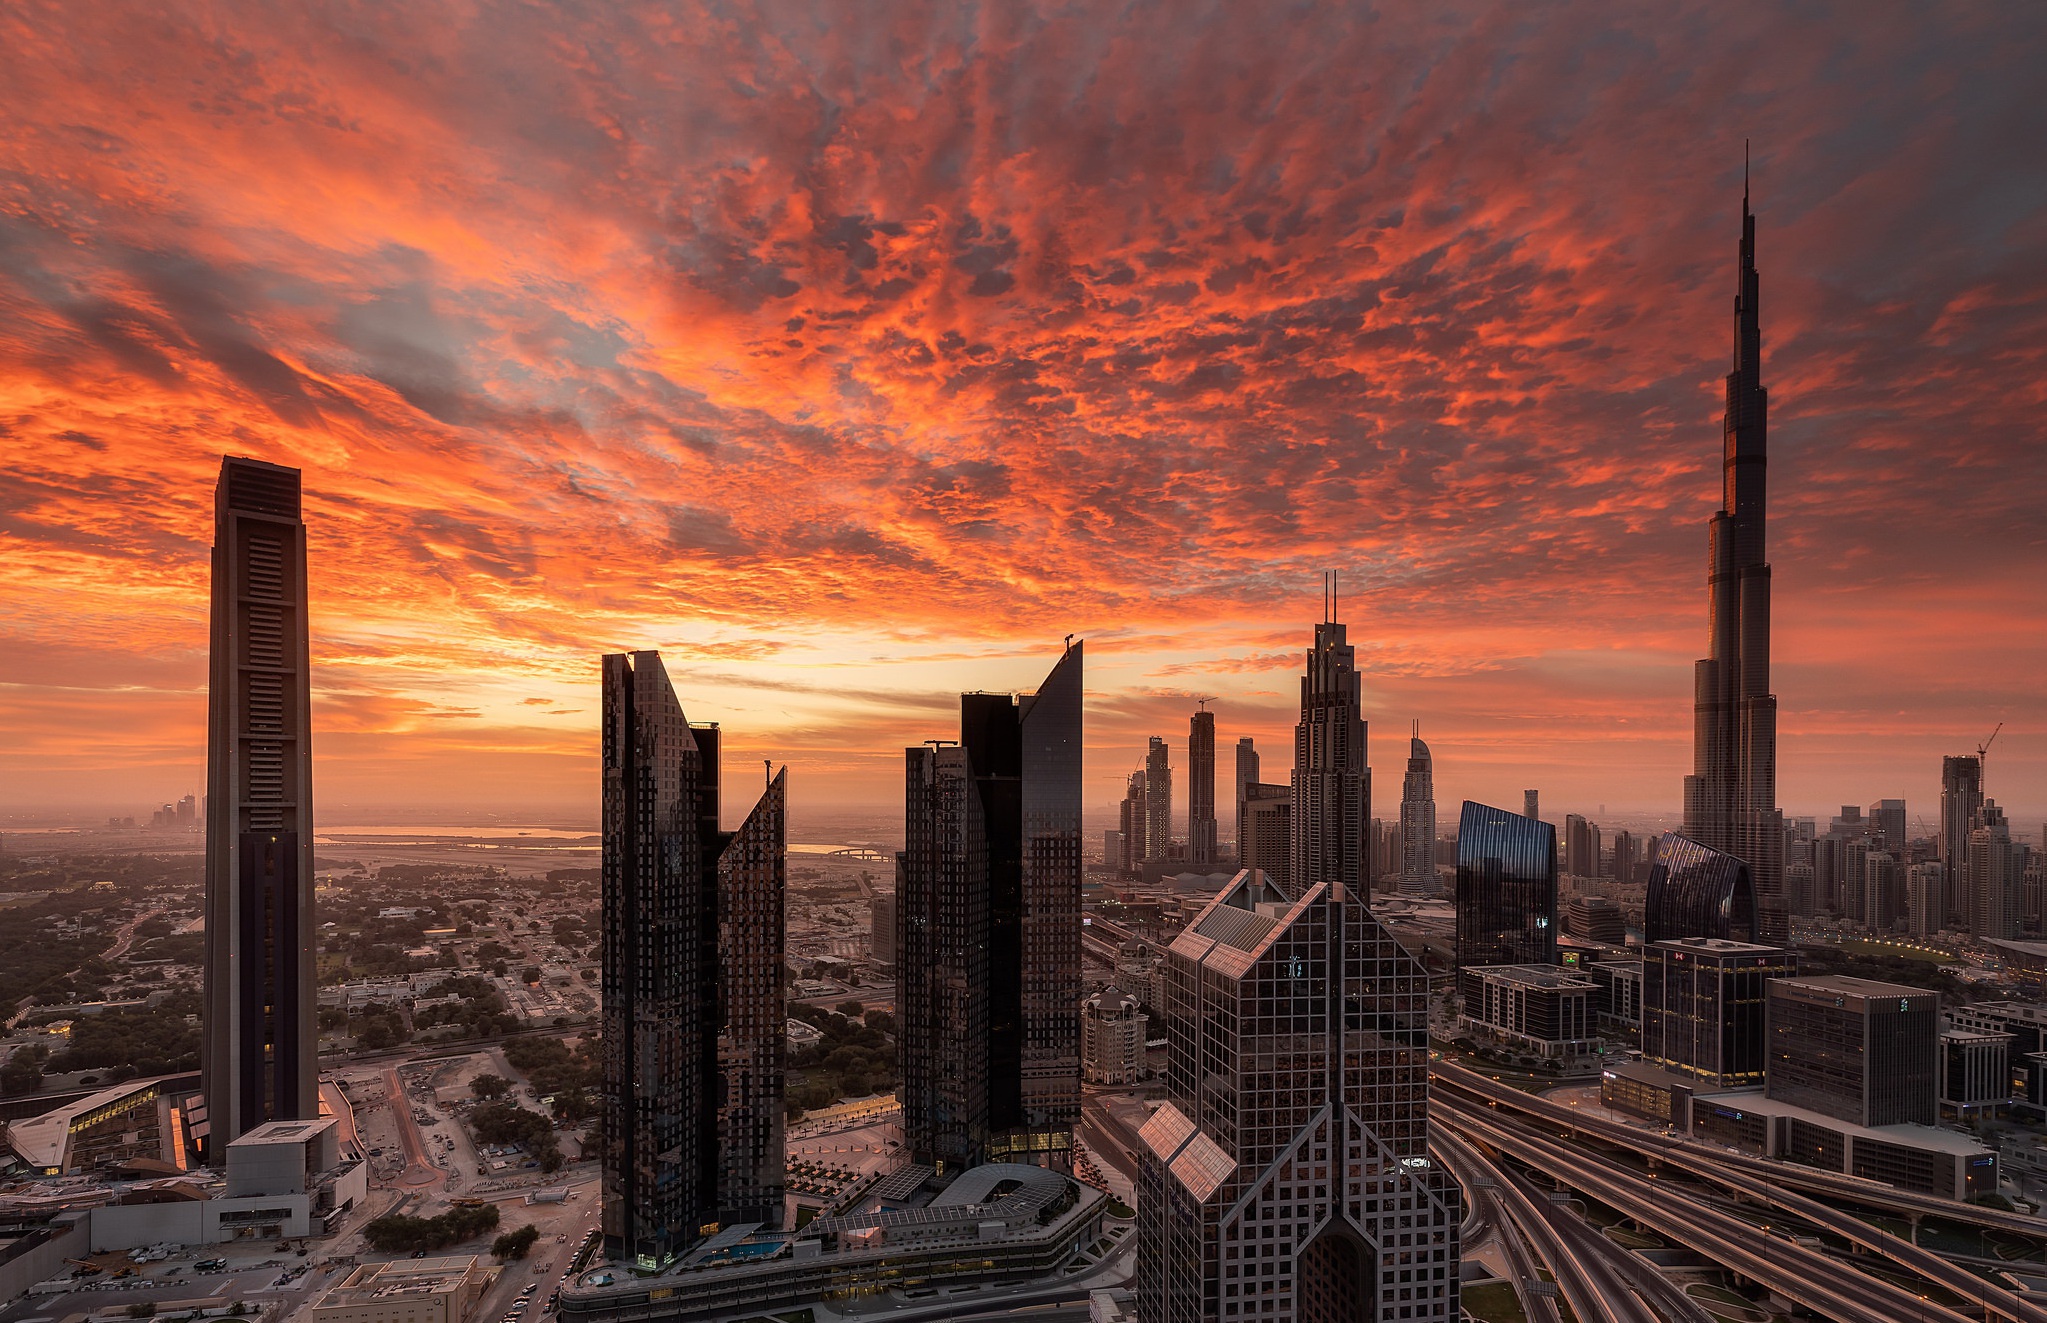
xmin=1683 ymin=166 xmax=1785 ymax=943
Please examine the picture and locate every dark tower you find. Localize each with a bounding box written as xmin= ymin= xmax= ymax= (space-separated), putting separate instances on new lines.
xmin=600 ymin=652 xmax=785 ymax=1268
xmin=1188 ymin=708 xmax=1217 ymax=867
xmin=203 ymin=456 xmax=317 ymax=1158
xmin=1291 ymin=574 xmax=1369 ymax=900
xmin=1684 ymin=169 xmax=1785 ymax=944
xmin=900 ymin=642 xmax=1083 ymax=1172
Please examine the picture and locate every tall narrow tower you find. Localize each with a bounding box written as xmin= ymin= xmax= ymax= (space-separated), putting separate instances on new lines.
xmin=1188 ymin=707 xmax=1216 ymax=867
xmin=1399 ymin=725 xmax=1437 ymax=895
xmin=1234 ymin=737 xmax=1258 ymax=860
xmin=1144 ymin=736 xmax=1172 ymax=863
xmin=203 ymin=456 xmax=316 ymax=1157
xmin=1683 ymin=173 xmax=1785 ymax=944
xmin=1291 ymin=574 xmax=1369 ymax=899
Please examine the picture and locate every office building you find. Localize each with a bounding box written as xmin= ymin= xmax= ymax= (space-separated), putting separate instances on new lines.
xmin=1869 ymin=799 xmax=1907 ymax=856
xmin=1462 ymin=965 xmax=1598 ymax=1062
xmin=1968 ymin=801 xmax=2023 ymax=940
xmin=1399 ymin=727 xmax=1437 ymax=895
xmin=1610 ymin=829 xmax=1638 ymax=886
xmin=1863 ymin=851 xmax=1902 ymax=934
xmin=601 ymin=650 xmax=786 ymax=1268
xmin=1138 ymin=873 xmax=1458 ymax=1322
xmin=1907 ymin=862 xmax=1943 ymax=938
xmin=1120 ymin=771 xmax=1148 ymax=875
xmin=1941 ymin=755 xmax=1984 ymax=930
xmin=1290 ymin=584 xmax=1370 ymax=899
xmin=203 ymin=456 xmax=317 ymax=1157
xmin=1102 ymin=830 xmax=1125 ymax=873
xmin=1081 ymin=986 xmax=1148 ymax=1085
xmin=1145 ymin=737 xmax=1173 ymax=863
xmin=1455 ymin=801 xmax=1558 ymax=970
xmin=1941 ymin=1029 xmax=2014 ymax=1115
xmin=1682 ymin=185 xmax=1786 ymax=944
xmin=1784 ymin=861 xmax=1815 ymax=918
xmin=1233 ymin=737 xmax=1258 ymax=860
xmin=1566 ymin=894 xmax=1625 ymax=946
xmin=1643 ymin=833 xmax=1758 ymax=946
xmin=1189 ymin=709 xmax=1217 ymax=866
xmin=1641 ymin=938 xmax=1795 ymax=1087
xmin=1523 ymin=789 xmax=1538 ymax=820
xmin=1237 ymin=782 xmax=1292 ymax=893
xmin=1765 ymin=975 xmax=1937 ymax=1127
xmin=869 ymin=892 xmax=896 ymax=966
xmin=1587 ymin=959 xmax=1643 ymax=1032
xmin=1564 ymin=815 xmax=1601 ymax=879
xmin=899 ymin=642 xmax=1083 ymax=1173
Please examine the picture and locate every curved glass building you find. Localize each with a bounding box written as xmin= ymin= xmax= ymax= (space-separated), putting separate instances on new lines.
xmin=1454 ymin=801 xmax=1557 ymax=969
xmin=1643 ymin=832 xmax=1758 ymax=946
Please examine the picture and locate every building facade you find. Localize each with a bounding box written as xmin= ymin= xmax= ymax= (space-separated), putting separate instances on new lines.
xmin=1941 ymin=754 xmax=1984 ymax=930
xmin=1462 ymin=965 xmax=1598 ymax=1062
xmin=1235 ymin=738 xmax=1259 ymax=862
xmin=1238 ymin=783 xmax=1293 ymax=893
xmin=1642 ymin=833 xmax=1759 ymax=947
xmin=1454 ymin=802 xmax=1558 ymax=971
xmin=1137 ymin=874 xmax=1459 ymax=1322
xmin=900 ymin=642 xmax=1084 ymax=1172
xmin=1641 ymin=938 xmax=1795 ymax=1087
xmin=1146 ymin=736 xmax=1173 ymax=864
xmin=1398 ymin=731 xmax=1437 ymax=896
xmin=1189 ymin=709 xmax=1217 ymax=867
xmin=203 ymin=456 xmax=318 ymax=1156
xmin=1682 ymin=187 xmax=1786 ymax=945
xmin=1290 ymin=593 xmax=1369 ymax=901
xmin=1968 ymin=801 xmax=2023 ymax=940
xmin=1081 ymin=986 xmax=1148 ymax=1085
xmin=600 ymin=651 xmax=786 ymax=1268
xmin=1764 ymin=975 xmax=1937 ymax=1127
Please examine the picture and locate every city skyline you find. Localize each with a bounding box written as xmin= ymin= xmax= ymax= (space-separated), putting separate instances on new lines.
xmin=3 ymin=6 xmax=2044 ymax=827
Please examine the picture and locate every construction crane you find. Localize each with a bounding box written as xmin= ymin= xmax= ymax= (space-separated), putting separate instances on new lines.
xmin=1979 ymin=721 xmax=2004 ymax=774
xmin=1194 ymin=695 xmax=1216 ymax=711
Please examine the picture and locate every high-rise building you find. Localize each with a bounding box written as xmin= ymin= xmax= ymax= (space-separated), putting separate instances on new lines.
xmin=1234 ymin=737 xmax=1259 ymax=861
xmin=1138 ymin=877 xmax=1457 ymax=1322
xmin=1566 ymin=894 xmax=1625 ymax=946
xmin=1868 ymin=799 xmax=1907 ymax=856
xmin=1290 ymin=591 xmax=1369 ymax=900
xmin=899 ymin=643 xmax=1083 ymax=1173
xmin=1682 ymin=183 xmax=1786 ymax=945
xmin=1643 ymin=833 xmax=1758 ymax=947
xmin=1863 ymin=851 xmax=1903 ymax=934
xmin=1523 ymin=789 xmax=1539 ymax=820
xmin=1237 ymin=782 xmax=1292 ymax=893
xmin=1907 ymin=862 xmax=1944 ymax=939
xmin=1145 ymin=736 xmax=1173 ymax=864
xmin=1940 ymin=754 xmax=1984 ymax=931
xmin=1610 ymin=829 xmax=1637 ymax=886
xmin=1120 ymin=770 xmax=1148 ymax=874
xmin=1968 ymin=801 xmax=2023 ymax=940
xmin=203 ymin=456 xmax=317 ymax=1158
xmin=1563 ymin=814 xmax=1602 ymax=880
xmin=600 ymin=651 xmax=786 ymax=1268
xmin=1641 ymin=938 xmax=1796 ymax=1087
xmin=869 ymin=892 xmax=897 ymax=966
xmin=1765 ymin=975 xmax=1938 ymax=1127
xmin=1189 ymin=709 xmax=1217 ymax=867
xmin=177 ymin=793 xmax=197 ymax=826
xmin=1455 ymin=801 xmax=1558 ymax=970
xmin=1399 ymin=727 xmax=1437 ymax=895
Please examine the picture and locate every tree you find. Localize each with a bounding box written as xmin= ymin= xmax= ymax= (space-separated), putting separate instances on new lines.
xmin=1 ymin=1044 xmax=50 ymax=1097
xmin=550 ymin=1087 xmax=593 ymax=1123
xmin=470 ymin=1073 xmax=511 ymax=1100
xmin=491 ymin=1225 xmax=541 ymax=1260
xmin=520 ymin=966 xmax=542 ymax=985
xmin=835 ymin=1000 xmax=865 ymax=1019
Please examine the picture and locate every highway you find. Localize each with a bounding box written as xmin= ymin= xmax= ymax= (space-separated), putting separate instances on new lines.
xmin=1442 ymin=1104 xmax=1978 ymax=1323
xmin=1429 ymin=1129 xmax=1563 ymax=1323
xmin=1434 ymin=1062 xmax=2047 ymax=1323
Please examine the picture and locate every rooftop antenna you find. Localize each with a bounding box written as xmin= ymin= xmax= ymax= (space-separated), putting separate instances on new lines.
xmin=1744 ymin=138 xmax=1750 ymax=210
xmin=1412 ymin=718 xmax=1420 ymax=738
xmin=1331 ymin=569 xmax=1338 ymax=622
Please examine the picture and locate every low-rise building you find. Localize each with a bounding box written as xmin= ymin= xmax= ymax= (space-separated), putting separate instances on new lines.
xmin=88 ymin=1115 xmax=366 ymax=1250
xmin=1461 ymin=965 xmax=1598 ymax=1062
xmin=1941 ymin=1029 xmax=2015 ymax=1116
xmin=1080 ymin=986 xmax=1146 ymax=1084
xmin=308 ymin=1255 xmax=492 ymax=1323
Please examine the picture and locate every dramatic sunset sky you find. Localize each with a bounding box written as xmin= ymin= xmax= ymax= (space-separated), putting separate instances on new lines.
xmin=3 ymin=2 xmax=2043 ymax=834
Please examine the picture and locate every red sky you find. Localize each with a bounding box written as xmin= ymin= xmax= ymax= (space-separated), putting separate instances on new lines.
xmin=2 ymin=3 xmax=2043 ymax=835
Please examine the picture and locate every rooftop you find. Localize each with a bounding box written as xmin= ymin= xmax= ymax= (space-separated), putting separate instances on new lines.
xmin=232 ymin=1116 xmax=338 ymax=1147
xmin=2 ymin=1079 xmax=162 ymax=1171
xmin=1468 ymin=964 xmax=1598 ymax=991
xmin=1649 ymin=937 xmax=1787 ymax=956
xmin=1772 ymin=974 xmax=1935 ymax=1002
xmin=1690 ymin=1089 xmax=1994 ymax=1158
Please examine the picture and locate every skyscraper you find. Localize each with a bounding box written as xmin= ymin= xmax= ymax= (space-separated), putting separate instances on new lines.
xmin=1642 ymin=833 xmax=1759 ymax=947
xmin=1137 ymin=599 xmax=1456 ymax=1323
xmin=1968 ymin=801 xmax=2022 ymax=940
xmin=900 ymin=643 xmax=1083 ymax=1172
xmin=1234 ymin=737 xmax=1258 ymax=861
xmin=1941 ymin=755 xmax=1985 ymax=929
xmin=1523 ymin=789 xmax=1539 ymax=820
xmin=1564 ymin=814 xmax=1602 ymax=880
xmin=1641 ymin=938 xmax=1795 ymax=1087
xmin=1189 ymin=708 xmax=1217 ymax=867
xmin=1683 ymin=179 xmax=1786 ymax=945
xmin=1291 ymin=583 xmax=1369 ymax=899
xmin=1868 ymin=798 xmax=1907 ymax=856
xmin=203 ymin=457 xmax=317 ymax=1159
xmin=1238 ymin=781 xmax=1292 ymax=892
xmin=1455 ymin=802 xmax=1558 ymax=970
xmin=1120 ymin=769 xmax=1148 ymax=875
xmin=600 ymin=651 xmax=786 ymax=1267
xmin=1145 ymin=736 xmax=1173 ymax=864
xmin=1766 ymin=976 xmax=1938 ymax=1127
xmin=1399 ymin=726 xmax=1437 ymax=895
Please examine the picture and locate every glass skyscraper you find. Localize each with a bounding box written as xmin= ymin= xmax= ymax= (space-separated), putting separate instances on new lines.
xmin=1643 ymin=832 xmax=1759 ymax=947
xmin=1189 ymin=708 xmax=1217 ymax=866
xmin=1453 ymin=801 xmax=1557 ymax=970
xmin=900 ymin=642 xmax=1083 ymax=1171
xmin=600 ymin=651 xmax=785 ymax=1268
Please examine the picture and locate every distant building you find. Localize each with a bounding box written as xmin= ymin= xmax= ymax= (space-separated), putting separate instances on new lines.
xmin=1765 ymin=975 xmax=1938 ymax=1127
xmin=1120 ymin=771 xmax=1148 ymax=875
xmin=1968 ymin=801 xmax=2023 ymax=940
xmin=1237 ymin=783 xmax=1292 ymax=892
xmin=1868 ymin=799 xmax=1907 ymax=856
xmin=1399 ymin=729 xmax=1438 ymax=895
xmin=1081 ymin=986 xmax=1147 ymax=1085
xmin=1523 ymin=790 xmax=1539 ymax=820
xmin=1564 ymin=815 xmax=1601 ymax=879
xmin=1863 ymin=851 xmax=1903 ymax=933
xmin=1462 ymin=965 xmax=1598 ymax=1062
xmin=1454 ymin=802 xmax=1557 ymax=970
xmin=1289 ymin=606 xmax=1369 ymax=900
xmin=1907 ymin=862 xmax=1944 ymax=938
xmin=1641 ymin=938 xmax=1795 ymax=1087
xmin=1565 ymin=895 xmax=1625 ymax=946
xmin=1102 ymin=830 xmax=1124 ymax=872
xmin=1941 ymin=755 xmax=1984 ymax=930
xmin=1145 ymin=737 xmax=1173 ymax=864
xmin=1234 ymin=737 xmax=1258 ymax=861
xmin=868 ymin=893 xmax=896 ymax=966
xmin=1188 ymin=710 xmax=1216 ymax=867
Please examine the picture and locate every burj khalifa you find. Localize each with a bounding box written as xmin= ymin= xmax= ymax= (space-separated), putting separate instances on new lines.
xmin=1683 ymin=173 xmax=1786 ymax=944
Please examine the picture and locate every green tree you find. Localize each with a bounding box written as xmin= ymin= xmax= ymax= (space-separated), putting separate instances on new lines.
xmin=491 ymin=1225 xmax=541 ymax=1260
xmin=470 ymin=1073 xmax=511 ymax=1100
xmin=835 ymin=1000 xmax=865 ymax=1019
